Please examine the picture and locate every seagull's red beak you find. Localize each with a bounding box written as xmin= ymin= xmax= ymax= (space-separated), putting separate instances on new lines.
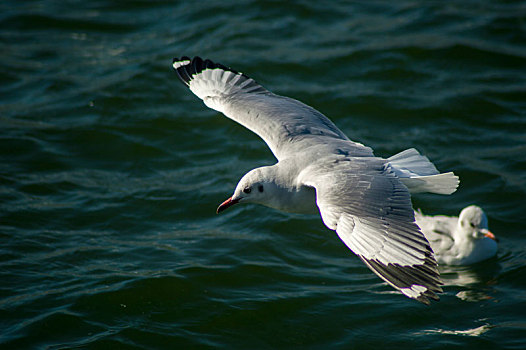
xmin=482 ymin=229 xmax=497 ymax=241
xmin=216 ymin=197 xmax=240 ymax=214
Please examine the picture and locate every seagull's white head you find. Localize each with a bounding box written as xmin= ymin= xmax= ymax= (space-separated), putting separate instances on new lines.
xmin=458 ymin=205 xmax=496 ymax=241
xmin=216 ymin=166 xmax=281 ymax=213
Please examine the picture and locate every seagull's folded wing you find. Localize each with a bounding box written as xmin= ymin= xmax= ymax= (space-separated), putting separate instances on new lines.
xmin=299 ymin=156 xmax=443 ymax=304
xmin=414 ymin=210 xmax=456 ymax=247
xmin=172 ymin=56 xmax=373 ymax=160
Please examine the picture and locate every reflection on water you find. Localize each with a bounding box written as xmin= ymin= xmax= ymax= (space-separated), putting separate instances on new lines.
xmin=421 ymin=323 xmax=493 ymax=337
xmin=439 ymin=258 xmax=501 ymax=302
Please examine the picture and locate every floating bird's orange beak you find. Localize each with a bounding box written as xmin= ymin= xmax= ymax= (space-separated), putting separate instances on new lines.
xmin=481 ymin=229 xmax=496 ymax=241
xmin=216 ymin=197 xmax=240 ymax=214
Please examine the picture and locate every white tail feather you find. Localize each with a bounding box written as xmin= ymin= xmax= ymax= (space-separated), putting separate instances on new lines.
xmin=387 ymin=148 xmax=459 ymax=195
xmin=400 ymin=173 xmax=459 ymax=194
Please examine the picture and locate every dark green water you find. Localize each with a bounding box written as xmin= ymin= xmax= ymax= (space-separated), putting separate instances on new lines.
xmin=1 ymin=1 xmax=525 ymax=348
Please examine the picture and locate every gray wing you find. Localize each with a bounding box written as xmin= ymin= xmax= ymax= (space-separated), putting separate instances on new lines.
xmin=414 ymin=210 xmax=456 ymax=255
xmin=172 ymin=56 xmax=373 ymax=161
xmin=299 ymin=156 xmax=443 ymax=304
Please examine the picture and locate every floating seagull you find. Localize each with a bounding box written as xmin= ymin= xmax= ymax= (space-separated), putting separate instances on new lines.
xmin=172 ymin=56 xmax=459 ymax=304
xmin=415 ymin=205 xmax=497 ymax=265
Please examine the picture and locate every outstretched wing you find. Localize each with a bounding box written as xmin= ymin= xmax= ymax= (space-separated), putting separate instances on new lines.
xmin=300 ymin=156 xmax=443 ymax=304
xmin=172 ymin=56 xmax=373 ymax=160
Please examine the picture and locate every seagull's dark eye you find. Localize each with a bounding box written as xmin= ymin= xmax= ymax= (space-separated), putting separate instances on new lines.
xmin=258 ymin=185 xmax=264 ymax=193
xmin=243 ymin=187 xmax=251 ymax=194
xmin=470 ymin=222 xmax=475 ymax=228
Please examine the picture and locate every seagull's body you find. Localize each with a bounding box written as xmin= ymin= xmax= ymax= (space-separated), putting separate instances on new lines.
xmin=172 ymin=56 xmax=459 ymax=304
xmin=415 ymin=205 xmax=497 ymax=265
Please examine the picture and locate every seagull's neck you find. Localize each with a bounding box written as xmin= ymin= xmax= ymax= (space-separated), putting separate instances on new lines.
xmin=261 ymin=161 xmax=318 ymax=215
xmin=450 ymin=223 xmax=496 ymax=264
xmin=453 ymin=223 xmax=474 ymax=245
xmin=273 ymin=184 xmax=318 ymax=214
xmin=454 ymin=225 xmax=490 ymax=245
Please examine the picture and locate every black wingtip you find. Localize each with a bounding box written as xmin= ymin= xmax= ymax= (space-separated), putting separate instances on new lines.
xmin=171 ymin=56 xmax=248 ymax=86
xmin=172 ymin=56 xmax=193 ymax=86
xmin=360 ymin=254 xmax=443 ymax=305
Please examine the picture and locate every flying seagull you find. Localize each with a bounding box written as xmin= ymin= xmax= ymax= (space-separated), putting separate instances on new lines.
xmin=172 ymin=56 xmax=459 ymax=304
